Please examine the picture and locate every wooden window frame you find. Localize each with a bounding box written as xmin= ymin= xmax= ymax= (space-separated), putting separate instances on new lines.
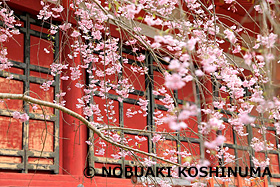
xmin=0 ymin=13 xmax=60 ymax=174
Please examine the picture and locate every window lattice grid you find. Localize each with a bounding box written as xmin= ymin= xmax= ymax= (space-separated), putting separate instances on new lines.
xmin=0 ymin=13 xmax=60 ymax=173
xmin=213 ymin=78 xmax=280 ymax=181
xmin=87 ymin=46 xmax=203 ymax=177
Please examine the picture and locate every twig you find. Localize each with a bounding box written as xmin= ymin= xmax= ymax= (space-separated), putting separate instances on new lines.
xmin=0 ymin=93 xmax=181 ymax=167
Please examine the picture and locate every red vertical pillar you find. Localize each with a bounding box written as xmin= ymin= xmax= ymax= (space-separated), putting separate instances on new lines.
xmin=61 ymin=38 xmax=87 ymax=176
xmin=236 ymin=175 xmax=243 ymax=187
xmin=61 ymin=0 xmax=87 ymax=176
xmin=208 ymin=177 xmax=214 ymax=187
xmin=264 ymin=176 xmax=269 ymax=187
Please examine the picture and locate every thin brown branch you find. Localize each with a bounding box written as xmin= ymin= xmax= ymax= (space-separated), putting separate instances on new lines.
xmin=0 ymin=93 xmax=181 ymax=167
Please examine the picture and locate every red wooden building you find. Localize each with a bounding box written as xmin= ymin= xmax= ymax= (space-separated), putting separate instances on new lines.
xmin=0 ymin=0 xmax=279 ymax=186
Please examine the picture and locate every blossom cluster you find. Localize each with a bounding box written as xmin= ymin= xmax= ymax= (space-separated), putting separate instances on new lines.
xmin=1 ymin=0 xmax=280 ymax=186
xmin=0 ymin=3 xmax=20 ymax=71
xmin=33 ymin=0 xmax=279 ymax=184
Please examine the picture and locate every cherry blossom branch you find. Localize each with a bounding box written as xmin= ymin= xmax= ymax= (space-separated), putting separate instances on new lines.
xmin=0 ymin=93 xmax=181 ymax=167
xmin=90 ymin=0 xmax=163 ymax=67
xmin=99 ymin=125 xmax=180 ymax=135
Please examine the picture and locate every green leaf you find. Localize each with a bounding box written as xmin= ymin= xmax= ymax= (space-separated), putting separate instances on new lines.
xmin=164 ymin=29 xmax=170 ymax=33
xmin=241 ymin=46 xmax=248 ymax=51
xmin=114 ymin=1 xmax=120 ymax=12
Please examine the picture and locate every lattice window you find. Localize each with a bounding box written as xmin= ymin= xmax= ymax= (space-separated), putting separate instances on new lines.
xmin=213 ymin=75 xmax=280 ymax=183
xmin=87 ymin=45 xmax=203 ymax=177
xmin=0 ymin=13 xmax=60 ymax=173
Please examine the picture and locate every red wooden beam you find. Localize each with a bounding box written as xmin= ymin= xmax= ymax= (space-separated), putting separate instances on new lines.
xmin=61 ymin=34 xmax=87 ymax=176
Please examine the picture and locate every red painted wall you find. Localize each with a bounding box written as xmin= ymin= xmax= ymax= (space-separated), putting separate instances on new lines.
xmin=0 ymin=0 xmax=279 ymax=186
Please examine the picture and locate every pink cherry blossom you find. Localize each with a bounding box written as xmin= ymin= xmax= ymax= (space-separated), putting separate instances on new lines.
xmin=142 ymin=157 xmax=157 ymax=167
xmin=232 ymin=45 xmax=241 ymax=53
xmin=168 ymin=59 xmax=181 ymax=70
xmin=2 ymin=0 xmax=280 ymax=183
xmin=165 ymin=73 xmax=185 ymax=90
xmin=195 ymin=69 xmax=204 ymax=76
xmin=135 ymin=136 xmax=147 ymax=142
xmin=224 ymin=0 xmax=235 ymax=3
xmin=96 ymin=148 xmax=105 ymax=155
xmin=71 ymin=30 xmax=81 ymax=38
xmin=136 ymin=54 xmax=145 ymax=61
xmin=12 ymin=111 xmax=29 ymax=122
xmin=275 ymin=123 xmax=280 ymax=135
xmin=152 ymin=134 xmax=162 ymax=143
xmin=85 ymin=140 xmax=92 ymax=146
xmin=254 ymin=5 xmax=262 ymax=13
xmin=112 ymin=134 xmax=121 ymax=142
xmin=12 ymin=111 xmax=21 ymax=119
xmin=204 ymin=135 xmax=226 ymax=149
xmin=257 ymin=33 xmax=278 ymax=48
xmin=187 ymin=37 xmax=198 ymax=51
xmin=252 ymin=157 xmax=270 ymax=169
xmin=59 ymin=22 xmax=72 ymax=31
xmin=169 ymin=121 xmax=188 ymax=131
xmin=0 ymin=34 xmax=7 ymax=42
xmin=239 ymin=113 xmax=255 ymax=124
xmin=224 ymin=29 xmax=237 ymax=44
xmin=52 ymin=5 xmax=64 ymax=13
